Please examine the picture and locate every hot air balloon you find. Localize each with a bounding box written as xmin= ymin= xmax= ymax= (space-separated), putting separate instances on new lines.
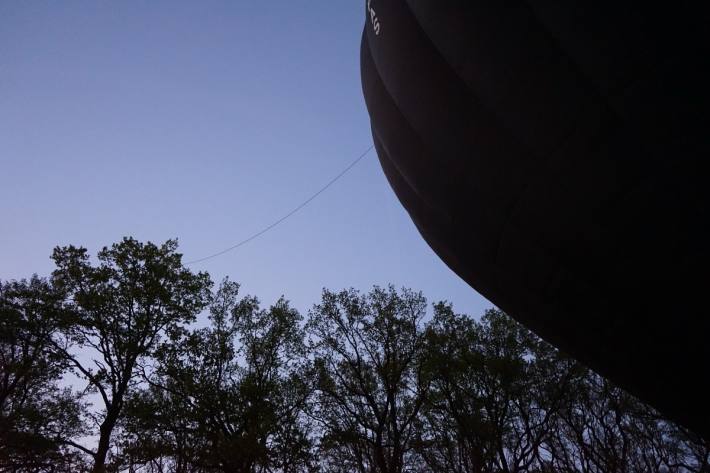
xmin=361 ymin=1 xmax=709 ymax=439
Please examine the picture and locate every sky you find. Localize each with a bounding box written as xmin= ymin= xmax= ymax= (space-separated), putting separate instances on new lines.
xmin=0 ymin=1 xmax=491 ymax=318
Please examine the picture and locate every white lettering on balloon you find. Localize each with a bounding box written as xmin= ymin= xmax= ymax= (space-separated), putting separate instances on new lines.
xmin=367 ymin=0 xmax=380 ymax=35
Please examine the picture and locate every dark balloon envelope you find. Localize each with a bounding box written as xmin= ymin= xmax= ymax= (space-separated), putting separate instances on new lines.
xmin=361 ymin=2 xmax=709 ymax=438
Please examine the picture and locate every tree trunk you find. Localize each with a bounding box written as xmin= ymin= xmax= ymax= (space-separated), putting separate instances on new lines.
xmin=91 ymin=405 xmax=120 ymax=473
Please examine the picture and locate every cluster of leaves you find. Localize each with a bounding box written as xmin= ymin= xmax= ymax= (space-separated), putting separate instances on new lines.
xmin=0 ymin=277 xmax=86 ymax=472
xmin=1 ymin=238 xmax=708 ymax=472
xmin=119 ymin=280 xmax=315 ymax=473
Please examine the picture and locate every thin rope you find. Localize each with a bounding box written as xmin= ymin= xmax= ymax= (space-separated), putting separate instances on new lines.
xmin=185 ymin=144 xmax=374 ymax=265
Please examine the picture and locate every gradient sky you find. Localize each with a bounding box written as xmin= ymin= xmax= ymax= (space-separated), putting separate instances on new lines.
xmin=0 ymin=1 xmax=490 ymax=318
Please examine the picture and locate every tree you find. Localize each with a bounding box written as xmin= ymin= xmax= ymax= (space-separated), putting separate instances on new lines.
xmin=421 ymin=306 xmax=710 ymax=473
xmin=545 ymin=367 xmax=710 ymax=473
xmin=4 ymin=243 xmax=709 ymax=473
xmin=49 ymin=238 xmax=212 ymax=473
xmin=120 ymin=279 xmax=315 ymax=473
xmin=0 ymin=277 xmax=86 ymax=472
xmin=306 ymin=286 xmax=430 ymax=473
xmin=419 ymin=307 xmax=583 ymax=473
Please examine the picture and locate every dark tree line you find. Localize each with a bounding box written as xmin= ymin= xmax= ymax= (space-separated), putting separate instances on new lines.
xmin=1 ymin=238 xmax=708 ymax=472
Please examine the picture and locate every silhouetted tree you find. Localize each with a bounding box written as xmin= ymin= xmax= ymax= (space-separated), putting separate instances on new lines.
xmin=120 ymin=279 xmax=315 ymax=473
xmin=0 ymin=277 xmax=86 ymax=472
xmin=306 ymin=287 xmax=430 ymax=473
xmin=2 ymin=241 xmax=708 ymax=473
xmin=419 ymin=307 xmax=709 ymax=473
xmin=545 ymin=367 xmax=710 ymax=473
xmin=48 ymin=238 xmax=212 ymax=473
xmin=419 ymin=306 xmax=584 ymax=473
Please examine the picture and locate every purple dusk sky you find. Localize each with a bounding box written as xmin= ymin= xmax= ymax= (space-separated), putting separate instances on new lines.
xmin=0 ymin=1 xmax=490 ymax=317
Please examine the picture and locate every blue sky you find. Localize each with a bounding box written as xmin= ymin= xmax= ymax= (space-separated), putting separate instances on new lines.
xmin=0 ymin=1 xmax=490 ymax=317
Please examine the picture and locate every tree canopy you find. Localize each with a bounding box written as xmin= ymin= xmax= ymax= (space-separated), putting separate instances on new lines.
xmin=1 ymin=238 xmax=708 ymax=472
